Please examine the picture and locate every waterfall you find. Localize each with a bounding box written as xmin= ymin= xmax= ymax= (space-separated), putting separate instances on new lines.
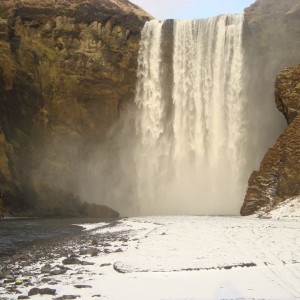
xmin=134 ymin=15 xmax=246 ymax=215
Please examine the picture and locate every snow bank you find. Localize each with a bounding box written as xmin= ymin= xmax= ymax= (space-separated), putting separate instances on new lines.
xmin=258 ymin=196 xmax=300 ymax=220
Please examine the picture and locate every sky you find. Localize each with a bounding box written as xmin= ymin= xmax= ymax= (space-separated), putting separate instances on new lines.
xmin=130 ymin=0 xmax=255 ymax=20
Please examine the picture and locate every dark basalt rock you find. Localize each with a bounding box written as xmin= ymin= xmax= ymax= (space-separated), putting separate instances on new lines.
xmin=62 ymin=257 xmax=82 ymax=265
xmin=54 ymin=296 xmax=80 ymax=300
xmin=28 ymin=287 xmax=57 ymax=296
xmin=50 ymin=268 xmax=67 ymax=276
xmin=28 ymin=288 xmax=39 ymax=296
xmin=41 ymin=263 xmax=51 ymax=273
xmin=74 ymin=284 xmax=92 ymax=289
xmin=81 ymin=202 xmax=119 ymax=218
xmin=39 ymin=288 xmax=57 ymax=295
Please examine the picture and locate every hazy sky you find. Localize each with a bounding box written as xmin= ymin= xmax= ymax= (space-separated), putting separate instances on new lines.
xmin=130 ymin=0 xmax=255 ymax=19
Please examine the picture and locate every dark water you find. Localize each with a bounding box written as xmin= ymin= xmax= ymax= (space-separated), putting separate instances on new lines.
xmin=0 ymin=218 xmax=100 ymax=256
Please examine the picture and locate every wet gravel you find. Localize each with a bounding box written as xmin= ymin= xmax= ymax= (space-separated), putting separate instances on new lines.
xmin=0 ymin=218 xmax=125 ymax=300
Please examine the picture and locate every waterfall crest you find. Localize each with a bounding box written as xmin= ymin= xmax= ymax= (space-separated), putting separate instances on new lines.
xmin=134 ymin=15 xmax=246 ymax=215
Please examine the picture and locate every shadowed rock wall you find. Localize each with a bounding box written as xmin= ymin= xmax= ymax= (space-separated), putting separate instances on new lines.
xmin=0 ymin=0 xmax=151 ymax=216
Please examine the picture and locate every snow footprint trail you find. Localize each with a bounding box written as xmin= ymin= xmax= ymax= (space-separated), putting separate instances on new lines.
xmin=113 ymin=217 xmax=244 ymax=273
xmin=97 ymin=216 xmax=300 ymax=300
xmin=224 ymin=218 xmax=300 ymax=298
xmin=111 ymin=217 xmax=300 ymax=272
xmin=250 ymin=222 xmax=300 ymax=298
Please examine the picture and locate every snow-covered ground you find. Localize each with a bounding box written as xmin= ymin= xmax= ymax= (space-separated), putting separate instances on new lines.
xmin=258 ymin=196 xmax=300 ymax=221
xmin=1 ymin=212 xmax=299 ymax=300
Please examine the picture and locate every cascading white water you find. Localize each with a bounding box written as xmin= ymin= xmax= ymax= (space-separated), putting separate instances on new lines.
xmin=134 ymin=15 xmax=246 ymax=215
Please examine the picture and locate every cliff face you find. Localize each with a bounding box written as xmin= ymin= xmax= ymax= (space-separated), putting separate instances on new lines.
xmin=0 ymin=0 xmax=151 ymax=216
xmin=241 ymin=64 xmax=300 ymax=215
xmin=240 ymin=0 xmax=300 ymax=215
xmin=242 ymin=0 xmax=300 ymax=168
xmin=243 ymin=0 xmax=300 ymax=70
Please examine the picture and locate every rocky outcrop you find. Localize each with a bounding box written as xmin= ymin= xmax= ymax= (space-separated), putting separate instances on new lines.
xmin=240 ymin=0 xmax=300 ymax=216
xmin=241 ymin=64 xmax=300 ymax=215
xmin=242 ymin=0 xmax=300 ymax=170
xmin=81 ymin=202 xmax=119 ymax=218
xmin=0 ymin=0 xmax=151 ymax=217
xmin=275 ymin=66 xmax=300 ymax=124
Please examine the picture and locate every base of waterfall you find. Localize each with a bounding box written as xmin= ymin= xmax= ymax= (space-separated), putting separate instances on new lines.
xmin=1 ymin=212 xmax=299 ymax=299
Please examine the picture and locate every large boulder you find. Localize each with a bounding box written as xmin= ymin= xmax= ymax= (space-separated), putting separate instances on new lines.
xmin=81 ymin=202 xmax=119 ymax=218
xmin=0 ymin=0 xmax=151 ymax=216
